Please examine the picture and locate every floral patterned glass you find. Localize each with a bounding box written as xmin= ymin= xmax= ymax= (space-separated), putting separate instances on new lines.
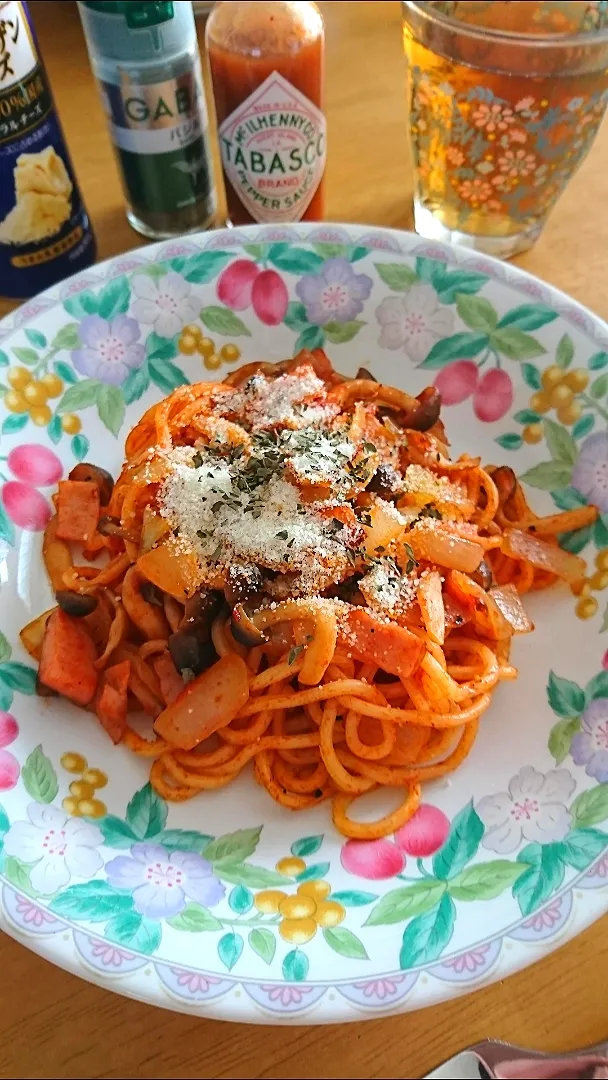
xmin=402 ymin=1 xmax=608 ymax=258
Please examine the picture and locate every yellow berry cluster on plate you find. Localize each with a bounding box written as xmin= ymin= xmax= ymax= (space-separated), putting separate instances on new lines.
xmin=60 ymin=752 xmax=107 ymax=817
xmin=4 ymin=367 xmax=80 ymax=433
xmin=177 ymin=324 xmax=241 ymax=371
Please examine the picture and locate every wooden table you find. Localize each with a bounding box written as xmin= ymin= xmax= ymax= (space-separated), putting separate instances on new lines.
xmin=1 ymin=2 xmax=607 ymax=1077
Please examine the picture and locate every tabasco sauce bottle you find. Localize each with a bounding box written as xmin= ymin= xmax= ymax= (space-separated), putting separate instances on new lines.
xmin=205 ymin=1 xmax=325 ymax=225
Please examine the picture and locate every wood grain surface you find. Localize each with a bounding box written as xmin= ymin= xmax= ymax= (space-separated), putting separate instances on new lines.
xmin=0 ymin=3 xmax=607 ymax=1077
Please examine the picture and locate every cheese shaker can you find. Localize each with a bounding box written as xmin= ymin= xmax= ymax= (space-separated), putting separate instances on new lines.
xmin=0 ymin=0 xmax=96 ymax=299
xmin=78 ymin=0 xmax=217 ymax=240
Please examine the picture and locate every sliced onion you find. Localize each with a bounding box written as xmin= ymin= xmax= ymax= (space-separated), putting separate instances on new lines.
xmin=231 ymin=603 xmax=268 ymax=647
xmin=502 ymin=528 xmax=586 ymax=584
xmin=407 ymin=524 xmax=484 ymax=573
xmin=489 ymin=584 xmax=534 ymax=634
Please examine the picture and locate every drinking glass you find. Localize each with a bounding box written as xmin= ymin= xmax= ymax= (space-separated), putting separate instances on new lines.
xmin=401 ymin=1 xmax=608 ymax=258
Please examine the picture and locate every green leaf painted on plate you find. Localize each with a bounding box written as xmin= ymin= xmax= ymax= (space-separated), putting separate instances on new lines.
xmin=249 ymin=928 xmax=276 ymax=965
xmin=590 ymin=373 xmax=608 ymax=400
xmin=268 ymin=245 xmax=323 ymax=275
xmin=520 ymin=461 xmax=573 ymax=491
xmin=229 ymin=885 xmax=253 ymax=914
xmin=218 ymin=931 xmax=243 ymax=971
xmin=0 ymin=802 xmax=8 ymax=838
xmin=294 ymin=862 xmax=330 ymax=883
xmin=200 ymin=305 xmax=251 ymax=337
xmin=71 ymin=434 xmax=90 ymax=462
xmin=544 ymin=419 xmax=577 ymax=465
xmin=0 ymin=681 xmax=12 ymax=711
xmin=3 ymin=856 xmax=37 ymax=897
xmin=571 ymin=785 xmax=608 ymax=828
xmin=99 ymin=815 xmax=139 ymax=848
xmin=57 ymin=379 xmax=100 ymax=413
xmin=330 ymin=890 xmax=378 ymax=907
xmin=173 ymin=251 xmax=232 ymax=284
xmin=50 ymin=880 xmax=134 ymax=920
xmin=46 ymin=414 xmax=63 ymax=445
xmin=97 ymin=276 xmax=130 ymax=320
xmin=105 ymin=911 xmax=162 ymax=954
xmin=167 ymin=902 xmax=222 ymax=932
xmin=435 ymin=270 xmax=488 ymax=304
xmin=364 ymin=879 xmax=446 ymax=926
xmin=122 ymin=363 xmax=151 ymax=405
xmin=513 ymin=409 xmax=541 ymax=425
xmin=399 ymin=893 xmax=455 ymax=969
xmin=560 ymin=828 xmax=608 ymax=871
xmin=556 ymin=333 xmax=575 ymax=369
xmin=21 ymin=745 xmax=58 ymax=804
xmin=521 ymin=363 xmax=541 ymax=390
xmin=584 ymin=670 xmax=608 ymax=702
xmin=51 ymin=323 xmax=81 ymax=351
xmin=448 ymin=860 xmax=528 ymax=901
xmin=432 ymin=800 xmax=484 ymax=880
xmin=551 ymin=486 xmax=587 ymax=511
xmin=323 ymin=926 xmax=369 ymax=960
xmin=547 ymin=670 xmax=585 ymax=717
xmin=497 ymin=304 xmax=558 ymax=332
xmin=420 ymin=332 xmax=488 ymax=370
xmin=96 ymin=383 xmax=125 ymax=437
xmin=203 ymin=827 xmax=261 ymax=864
xmin=589 ymin=351 xmax=608 ymax=371
xmin=456 ymin=294 xmax=497 ymax=332
xmin=513 ymin=842 xmax=565 ymax=916
xmin=283 ymin=301 xmax=310 ymax=333
xmin=2 ymin=413 xmax=28 ymax=436
xmin=145 ymin=331 xmax=178 ymax=363
xmin=490 ymin=328 xmax=545 ymax=361
xmin=53 ymin=360 xmax=78 ymax=384
xmin=155 ymin=828 xmax=214 ymax=853
xmin=290 ymin=835 xmax=324 ymax=858
xmin=374 ymin=262 xmax=418 ymax=291
xmin=63 ymin=290 xmax=99 ymax=319
xmin=415 ymin=256 xmax=445 ymax=286
xmin=126 ymin=782 xmax=167 ymax=840
xmin=11 ymin=346 xmax=39 ymax=366
xmin=0 ymin=499 xmax=15 ymax=546
xmin=282 ymin=948 xmax=309 ymax=981
xmin=294 ymin=325 xmax=325 ymax=353
xmin=148 ymin=357 xmax=189 ymax=394
xmin=594 ymin=515 xmax=608 ymax=549
xmin=0 ymin=631 xmax=11 ymax=663
xmin=0 ymin=349 xmax=8 ymax=367
xmin=242 ymin=243 xmax=266 ymax=261
xmin=324 ymin=320 xmax=365 ymax=344
xmin=572 ymin=415 xmax=595 ymax=439
xmin=558 ymin=526 xmax=592 ymax=554
xmin=495 ymin=433 xmax=522 ymax=451
xmin=548 ymin=716 xmax=581 ymax=764
xmin=25 ymin=328 xmax=47 ymax=349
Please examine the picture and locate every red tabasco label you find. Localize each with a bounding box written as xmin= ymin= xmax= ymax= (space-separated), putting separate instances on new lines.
xmin=218 ymin=72 xmax=326 ymax=223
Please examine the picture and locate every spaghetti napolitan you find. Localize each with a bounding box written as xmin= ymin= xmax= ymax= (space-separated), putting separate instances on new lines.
xmin=23 ymin=351 xmax=598 ymax=838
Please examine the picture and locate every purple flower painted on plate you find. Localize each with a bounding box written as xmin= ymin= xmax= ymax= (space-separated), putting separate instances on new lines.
xmin=105 ymin=843 xmax=225 ymax=919
xmin=572 ymin=433 xmax=608 ymax=513
xmin=295 ymin=257 xmax=372 ymax=325
xmin=571 ymin=698 xmax=608 ymax=782
xmin=72 ymin=314 xmax=145 ymax=386
xmin=476 ymin=766 xmax=575 ymax=853
xmin=375 ymin=283 xmax=454 ymax=364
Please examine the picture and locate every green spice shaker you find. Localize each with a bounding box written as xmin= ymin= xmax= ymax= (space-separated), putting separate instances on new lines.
xmin=78 ymin=0 xmax=216 ymax=239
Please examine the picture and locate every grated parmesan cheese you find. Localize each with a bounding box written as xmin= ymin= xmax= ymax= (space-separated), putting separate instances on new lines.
xmin=218 ymin=365 xmax=328 ymax=432
xmin=359 ymin=560 xmax=416 ymax=614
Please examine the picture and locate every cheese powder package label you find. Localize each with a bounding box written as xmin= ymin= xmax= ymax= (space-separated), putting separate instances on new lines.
xmin=0 ymin=0 xmax=96 ymax=298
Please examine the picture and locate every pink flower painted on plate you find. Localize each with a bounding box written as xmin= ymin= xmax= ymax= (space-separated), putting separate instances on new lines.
xmin=443 ymin=944 xmax=491 ymax=974
xmin=262 ymin=984 xmax=313 ymax=1006
xmin=1 ymin=482 xmax=51 ymax=532
xmin=394 ymin=804 xmax=450 ymax=857
xmin=89 ymin=940 xmax=135 ymax=966
xmin=15 ymin=896 xmax=58 ymax=927
xmin=476 ymin=766 xmax=575 ymax=854
xmin=173 ymin=969 xmax=222 ymax=993
xmin=473 ymin=368 xmax=514 ymax=422
xmin=353 ymin=975 xmax=406 ymax=1000
xmin=521 ymin=898 xmax=563 ymax=932
xmin=471 ymin=102 xmax=515 ymax=132
xmin=7 ymin=445 xmax=63 ymax=487
xmin=434 ymin=360 xmax=479 ymax=405
xmin=376 ymin=283 xmax=453 ymax=364
xmin=340 ymin=838 xmax=404 ymax=879
xmin=588 ymin=854 xmax=608 ymax=878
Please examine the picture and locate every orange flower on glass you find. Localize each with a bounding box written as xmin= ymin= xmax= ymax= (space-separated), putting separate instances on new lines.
xmin=471 ymin=102 xmax=515 ymax=132
xmin=446 ymin=146 xmax=464 ymax=166
xmin=497 ymin=149 xmax=537 ymax=178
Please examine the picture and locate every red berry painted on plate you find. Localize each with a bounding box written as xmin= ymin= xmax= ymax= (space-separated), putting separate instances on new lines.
xmin=0 ymin=750 xmax=19 ymax=791
xmin=1 ymin=481 xmax=52 ymax=531
xmin=252 ymin=270 xmax=289 ymax=326
xmin=7 ymin=444 xmax=63 ymax=487
xmin=340 ymin=837 xmax=405 ymax=879
xmin=217 ymin=259 xmax=260 ymax=311
xmin=434 ymin=361 xmax=479 ymax=405
xmin=394 ymin=804 xmax=450 ymax=857
xmin=473 ymin=368 xmax=514 ymax=422
xmin=0 ymin=712 xmax=18 ymax=749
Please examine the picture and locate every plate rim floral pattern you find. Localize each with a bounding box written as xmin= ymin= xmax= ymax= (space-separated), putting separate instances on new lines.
xmin=0 ymin=222 xmax=607 ymax=1024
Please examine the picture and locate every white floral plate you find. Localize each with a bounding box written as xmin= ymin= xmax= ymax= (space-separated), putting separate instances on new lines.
xmin=0 ymin=223 xmax=607 ymax=1025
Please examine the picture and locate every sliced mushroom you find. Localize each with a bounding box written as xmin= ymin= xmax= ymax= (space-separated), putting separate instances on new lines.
xmin=230 ymin=603 xmax=268 ymax=648
xmin=181 ymin=589 xmax=223 ymax=630
xmin=356 ymin=366 xmax=376 ymax=382
xmin=405 ymin=387 xmax=442 ymax=432
xmin=492 ymin=465 xmax=517 ymax=507
xmin=168 ymin=629 xmax=217 ymax=676
xmin=224 ymin=564 xmax=263 ymax=608
xmin=471 ymin=559 xmax=493 ymax=591
xmin=55 ymin=590 xmax=98 ymax=617
xmin=367 ymin=463 xmax=403 ymax=498
xmin=69 ymin=463 xmax=114 ymax=505
xmin=140 ymin=580 xmax=164 ymax=607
